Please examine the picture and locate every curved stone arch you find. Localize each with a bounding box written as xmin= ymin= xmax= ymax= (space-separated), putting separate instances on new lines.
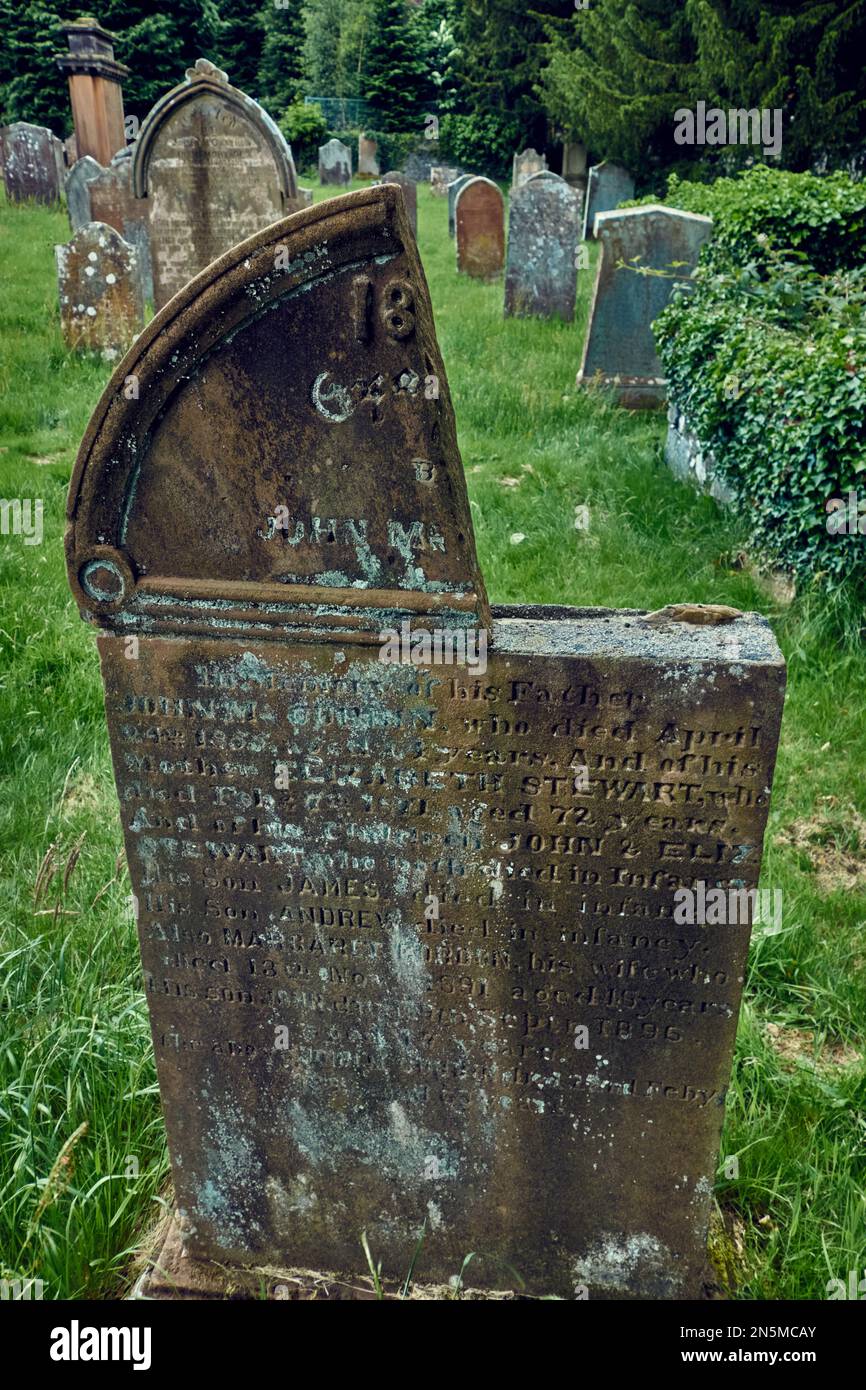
xmin=131 ymin=62 xmax=297 ymax=202
xmin=65 ymin=185 xmax=487 ymax=632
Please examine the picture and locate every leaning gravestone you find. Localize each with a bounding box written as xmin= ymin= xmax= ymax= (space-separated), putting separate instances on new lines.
xmin=582 ymin=161 xmax=635 ymax=240
xmin=504 ymin=175 xmax=582 ymax=321
xmin=511 ymin=147 xmax=547 ymax=190
xmin=447 ymin=174 xmax=472 ymax=238
xmin=65 ymin=155 xmax=104 ymax=231
xmin=1 ymin=122 xmax=62 ymax=203
xmin=319 ymin=137 xmax=351 ymax=186
xmin=455 ymin=177 xmax=504 ymax=281
xmin=379 ymin=171 xmax=417 ymax=237
xmin=67 ymin=185 xmax=784 ymax=1301
xmin=56 ymin=221 xmax=144 ymax=359
xmin=578 ymin=205 xmax=713 ymax=409
xmin=133 ymin=59 xmax=299 ymax=311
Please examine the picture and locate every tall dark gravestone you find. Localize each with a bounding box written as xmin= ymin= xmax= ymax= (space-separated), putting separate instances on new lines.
xmin=67 ymin=187 xmax=785 ymax=1300
xmin=133 ymin=59 xmax=299 ymax=310
xmin=504 ymin=174 xmax=582 ymax=321
xmin=582 ymin=161 xmax=635 ymax=240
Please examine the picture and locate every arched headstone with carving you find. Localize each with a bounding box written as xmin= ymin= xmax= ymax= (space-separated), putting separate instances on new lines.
xmin=132 ymin=59 xmax=299 ymax=310
xmin=67 ymin=186 xmax=784 ymax=1301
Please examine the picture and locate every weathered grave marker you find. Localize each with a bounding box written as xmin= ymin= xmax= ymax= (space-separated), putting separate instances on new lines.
xmin=56 ymin=220 xmax=144 ymax=358
xmin=358 ymin=134 xmax=380 ymax=178
xmin=1 ymin=122 xmax=62 ymax=204
xmin=512 ymin=147 xmax=547 ymax=190
xmin=447 ymin=174 xmax=472 ymax=237
xmin=582 ymin=160 xmax=635 ymax=240
xmin=504 ymin=175 xmax=582 ymax=321
xmin=55 ymin=15 xmax=129 ymax=167
xmin=430 ymin=164 xmax=460 ymax=196
xmin=319 ymin=137 xmax=352 ymax=186
xmin=68 ymin=185 xmax=784 ymax=1301
xmin=578 ymin=205 xmax=713 ymax=408
xmin=455 ymin=177 xmax=504 ymax=281
xmin=65 ymin=155 xmax=104 ymax=231
xmin=89 ymin=148 xmax=154 ymax=305
xmin=133 ymin=59 xmax=299 ymax=310
xmin=379 ymin=171 xmax=417 ymax=237
xmin=561 ymin=141 xmax=587 ymax=186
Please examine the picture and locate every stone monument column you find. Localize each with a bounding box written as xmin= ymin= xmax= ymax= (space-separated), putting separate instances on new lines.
xmin=55 ymin=16 xmax=129 ymax=167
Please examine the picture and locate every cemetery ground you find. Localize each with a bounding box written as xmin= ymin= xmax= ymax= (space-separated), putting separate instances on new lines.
xmin=1 ymin=183 xmax=864 ymax=1303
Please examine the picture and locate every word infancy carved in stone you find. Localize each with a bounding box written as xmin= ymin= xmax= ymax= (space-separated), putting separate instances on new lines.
xmin=67 ymin=186 xmax=785 ymax=1301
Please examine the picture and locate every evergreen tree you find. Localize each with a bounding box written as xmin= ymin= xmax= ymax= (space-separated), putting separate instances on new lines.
xmin=362 ymin=0 xmax=427 ymax=131
xmin=257 ymin=0 xmax=306 ymax=112
xmin=217 ymin=0 xmax=265 ymax=94
xmin=0 ymin=0 xmax=222 ymax=133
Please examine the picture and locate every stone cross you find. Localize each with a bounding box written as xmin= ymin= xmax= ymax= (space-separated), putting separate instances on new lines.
xmin=56 ymin=221 xmax=144 ymax=359
xmin=67 ymin=186 xmax=784 ymax=1300
xmin=133 ymin=59 xmax=300 ymax=310
xmin=455 ymin=177 xmax=504 ymax=281
xmin=578 ymin=205 xmax=713 ymax=408
xmin=505 ymin=174 xmax=582 ymax=321
xmin=319 ymin=138 xmax=352 ymax=186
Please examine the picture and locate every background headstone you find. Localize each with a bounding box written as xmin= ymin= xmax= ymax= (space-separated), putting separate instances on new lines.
xmin=402 ymin=150 xmax=435 ymax=184
xmin=430 ymin=164 xmax=461 ymax=196
xmin=65 ymin=155 xmax=104 ymax=231
xmin=1 ymin=122 xmax=62 ymax=204
xmin=455 ymin=176 xmax=504 ymax=280
xmin=511 ymin=147 xmax=547 ymax=190
xmin=319 ymin=137 xmax=351 ymax=186
xmin=55 ymin=15 xmax=128 ymax=167
xmin=447 ymin=174 xmax=472 ymax=237
xmin=578 ymin=205 xmax=713 ymax=408
xmin=89 ymin=149 xmax=153 ymax=305
xmin=582 ymin=161 xmax=636 ymax=240
xmin=379 ymin=171 xmax=417 ymax=236
xmin=504 ymin=175 xmax=582 ymax=321
xmin=66 ymin=184 xmax=784 ymax=1300
xmin=133 ymin=59 xmax=299 ymax=310
xmin=56 ymin=220 xmax=144 ymax=358
xmin=357 ymin=133 xmax=379 ymax=178
xmin=561 ymin=141 xmax=587 ymax=186
xmin=64 ymin=133 xmax=79 ymax=168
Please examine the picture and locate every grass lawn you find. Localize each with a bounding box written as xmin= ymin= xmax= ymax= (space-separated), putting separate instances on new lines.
xmin=0 ymin=179 xmax=864 ymax=1300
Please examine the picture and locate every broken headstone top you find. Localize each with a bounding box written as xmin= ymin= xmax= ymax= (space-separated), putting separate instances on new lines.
xmin=66 ymin=186 xmax=489 ymax=635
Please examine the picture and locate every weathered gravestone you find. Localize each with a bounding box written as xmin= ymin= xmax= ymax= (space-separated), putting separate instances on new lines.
xmin=582 ymin=161 xmax=635 ymax=240
xmin=504 ymin=175 xmax=582 ymax=321
xmin=133 ymin=59 xmax=299 ymax=311
xmin=66 ymin=155 xmax=104 ymax=231
xmin=379 ymin=171 xmax=417 ymax=237
xmin=561 ymin=141 xmax=587 ymax=187
xmin=89 ymin=148 xmax=154 ymax=305
xmin=578 ymin=205 xmax=713 ymax=409
xmin=446 ymin=174 xmax=472 ymax=238
xmin=1 ymin=122 xmax=62 ymax=204
xmin=358 ymin=134 xmax=379 ymax=178
xmin=319 ymin=138 xmax=352 ymax=186
xmin=430 ymin=165 xmax=461 ymax=196
xmin=455 ymin=177 xmax=504 ymax=281
xmin=56 ymin=221 xmax=144 ymax=358
xmin=512 ymin=147 xmax=547 ymax=191
xmin=67 ymin=185 xmax=784 ymax=1301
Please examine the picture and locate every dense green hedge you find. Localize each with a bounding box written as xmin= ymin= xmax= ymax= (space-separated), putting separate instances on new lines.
xmin=654 ymin=168 xmax=866 ymax=593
